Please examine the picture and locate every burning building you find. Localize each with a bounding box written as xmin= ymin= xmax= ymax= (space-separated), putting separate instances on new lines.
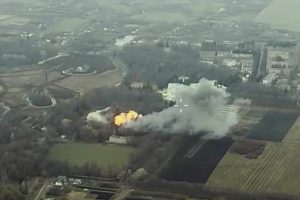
xmin=114 ymin=110 xmax=140 ymax=127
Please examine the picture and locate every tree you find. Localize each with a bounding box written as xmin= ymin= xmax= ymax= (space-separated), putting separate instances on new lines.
xmin=0 ymin=185 xmax=25 ymax=200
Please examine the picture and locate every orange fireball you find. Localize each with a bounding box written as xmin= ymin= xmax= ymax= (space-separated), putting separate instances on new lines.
xmin=114 ymin=110 xmax=139 ymax=126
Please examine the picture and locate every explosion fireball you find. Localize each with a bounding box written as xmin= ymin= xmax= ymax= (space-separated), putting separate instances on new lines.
xmin=114 ymin=110 xmax=139 ymax=126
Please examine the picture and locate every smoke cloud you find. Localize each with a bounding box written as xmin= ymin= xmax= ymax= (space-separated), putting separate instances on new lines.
xmin=125 ymin=79 xmax=239 ymax=138
xmin=86 ymin=107 xmax=112 ymax=124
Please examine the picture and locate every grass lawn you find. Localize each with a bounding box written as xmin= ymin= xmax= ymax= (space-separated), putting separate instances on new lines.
xmin=48 ymin=143 xmax=136 ymax=175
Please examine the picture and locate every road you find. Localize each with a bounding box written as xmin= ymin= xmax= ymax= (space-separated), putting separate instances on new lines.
xmin=257 ymin=45 xmax=266 ymax=78
xmin=111 ymin=186 xmax=131 ymax=200
xmin=109 ymin=56 xmax=128 ymax=78
xmin=34 ymin=179 xmax=49 ymax=200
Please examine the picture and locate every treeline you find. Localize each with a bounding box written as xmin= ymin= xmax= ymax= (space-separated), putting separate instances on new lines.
xmin=228 ymin=82 xmax=297 ymax=108
xmin=0 ymin=116 xmax=52 ymax=200
xmin=83 ymin=86 xmax=168 ymax=114
xmin=0 ymin=37 xmax=58 ymax=69
xmin=119 ymin=44 xmax=239 ymax=89
xmin=0 ymin=122 xmax=51 ymax=182
xmin=0 ymin=185 xmax=25 ymax=200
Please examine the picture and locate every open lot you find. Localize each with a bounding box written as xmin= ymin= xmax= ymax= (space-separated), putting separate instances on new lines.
xmin=206 ymin=116 xmax=300 ymax=196
xmin=255 ymin=0 xmax=300 ymax=32
xmin=48 ymin=143 xmax=136 ymax=175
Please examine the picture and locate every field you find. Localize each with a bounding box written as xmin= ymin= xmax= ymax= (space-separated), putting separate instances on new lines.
xmin=0 ymin=68 xmax=47 ymax=106
xmin=130 ymin=12 xmax=188 ymax=24
xmin=206 ymin=116 xmax=300 ymax=196
xmin=56 ymin=68 xmax=123 ymax=94
xmin=0 ymin=16 xmax=30 ymax=26
xmin=0 ymin=15 xmax=12 ymax=21
xmin=43 ymin=54 xmax=113 ymax=72
xmin=255 ymin=0 xmax=300 ymax=32
xmin=67 ymin=191 xmax=93 ymax=200
xmin=47 ymin=18 xmax=87 ymax=33
xmin=247 ymin=111 xmax=299 ymax=141
xmin=48 ymin=143 xmax=136 ymax=175
xmin=159 ymin=136 xmax=233 ymax=183
xmin=48 ymin=85 xmax=77 ymax=100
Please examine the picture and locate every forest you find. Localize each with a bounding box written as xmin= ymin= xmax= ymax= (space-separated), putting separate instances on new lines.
xmin=119 ymin=44 xmax=239 ymax=89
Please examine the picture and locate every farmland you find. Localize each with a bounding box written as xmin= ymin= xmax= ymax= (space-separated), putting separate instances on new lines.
xmin=247 ymin=111 xmax=299 ymax=141
xmin=160 ymin=136 xmax=233 ymax=183
xmin=48 ymin=143 xmax=136 ymax=175
xmin=206 ymin=116 xmax=300 ymax=196
xmin=255 ymin=0 xmax=300 ymax=32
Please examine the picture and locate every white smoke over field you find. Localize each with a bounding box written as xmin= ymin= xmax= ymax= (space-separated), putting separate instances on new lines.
xmin=125 ymin=79 xmax=239 ymax=138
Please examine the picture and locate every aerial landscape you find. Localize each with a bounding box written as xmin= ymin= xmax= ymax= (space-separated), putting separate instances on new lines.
xmin=1 ymin=0 xmax=300 ymax=200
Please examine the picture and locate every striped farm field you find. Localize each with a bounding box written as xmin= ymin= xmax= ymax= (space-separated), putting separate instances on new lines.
xmin=206 ymin=116 xmax=300 ymax=196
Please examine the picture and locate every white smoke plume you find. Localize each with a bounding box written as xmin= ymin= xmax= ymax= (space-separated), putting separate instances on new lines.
xmin=87 ymin=107 xmax=112 ymax=124
xmin=125 ymin=79 xmax=239 ymax=138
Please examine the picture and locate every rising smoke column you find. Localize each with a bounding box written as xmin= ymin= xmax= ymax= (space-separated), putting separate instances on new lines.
xmin=125 ymin=78 xmax=239 ymax=138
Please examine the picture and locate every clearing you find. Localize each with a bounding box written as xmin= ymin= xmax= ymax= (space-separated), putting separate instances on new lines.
xmin=48 ymin=143 xmax=136 ymax=175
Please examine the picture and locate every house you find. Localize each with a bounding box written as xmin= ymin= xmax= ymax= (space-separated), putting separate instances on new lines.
xmin=55 ymin=176 xmax=67 ymax=186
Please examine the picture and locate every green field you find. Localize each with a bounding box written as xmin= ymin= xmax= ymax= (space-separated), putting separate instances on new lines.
xmin=48 ymin=143 xmax=136 ymax=175
xmin=256 ymin=0 xmax=300 ymax=32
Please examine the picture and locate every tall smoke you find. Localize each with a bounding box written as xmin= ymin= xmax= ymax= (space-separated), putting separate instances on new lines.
xmin=125 ymin=79 xmax=239 ymax=138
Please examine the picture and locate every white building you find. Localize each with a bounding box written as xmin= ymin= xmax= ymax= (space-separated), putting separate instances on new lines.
xmin=160 ymin=81 xmax=223 ymax=102
xmin=160 ymin=83 xmax=199 ymax=101
xmin=109 ymin=135 xmax=130 ymax=144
